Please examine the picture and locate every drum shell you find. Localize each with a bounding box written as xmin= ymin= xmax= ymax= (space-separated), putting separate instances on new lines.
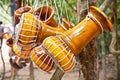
xmin=30 ymin=45 xmax=55 ymax=71
xmin=42 ymin=36 xmax=75 ymax=71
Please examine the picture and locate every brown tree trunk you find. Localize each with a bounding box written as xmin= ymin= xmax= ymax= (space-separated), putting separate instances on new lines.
xmin=109 ymin=0 xmax=120 ymax=80
xmin=77 ymin=0 xmax=98 ymax=80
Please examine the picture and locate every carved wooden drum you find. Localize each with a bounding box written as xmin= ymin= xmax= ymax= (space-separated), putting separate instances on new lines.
xmin=14 ymin=13 xmax=40 ymax=59
xmin=16 ymin=13 xmax=40 ymax=47
xmin=34 ymin=5 xmax=58 ymax=27
xmin=30 ymin=45 xmax=55 ymax=71
xmin=15 ymin=6 xmax=34 ymax=18
xmin=42 ymin=36 xmax=76 ymax=72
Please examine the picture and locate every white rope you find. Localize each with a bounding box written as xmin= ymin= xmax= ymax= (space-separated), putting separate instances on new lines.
xmin=33 ymin=0 xmax=39 ymax=10
xmin=45 ymin=0 xmax=49 ymax=20
xmin=64 ymin=0 xmax=70 ymax=29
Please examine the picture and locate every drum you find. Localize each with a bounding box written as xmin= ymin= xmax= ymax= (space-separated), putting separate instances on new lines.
xmin=42 ymin=36 xmax=76 ymax=72
xmin=40 ymin=6 xmax=112 ymax=71
xmin=30 ymin=45 xmax=54 ymax=71
xmin=2 ymin=32 xmax=13 ymax=47
xmin=13 ymin=43 xmax=32 ymax=59
xmin=34 ymin=5 xmax=58 ymax=27
xmin=14 ymin=13 xmax=40 ymax=59
xmin=15 ymin=6 xmax=34 ymax=18
xmin=16 ymin=13 xmax=40 ymax=48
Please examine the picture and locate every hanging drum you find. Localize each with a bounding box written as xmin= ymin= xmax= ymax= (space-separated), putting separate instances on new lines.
xmin=16 ymin=13 xmax=39 ymax=47
xmin=2 ymin=32 xmax=13 ymax=47
xmin=14 ymin=13 xmax=40 ymax=59
xmin=30 ymin=45 xmax=55 ymax=71
xmin=34 ymin=5 xmax=58 ymax=27
xmin=40 ymin=6 xmax=112 ymax=72
xmin=14 ymin=12 xmax=74 ymax=59
xmin=15 ymin=6 xmax=34 ymax=18
xmin=42 ymin=36 xmax=76 ymax=72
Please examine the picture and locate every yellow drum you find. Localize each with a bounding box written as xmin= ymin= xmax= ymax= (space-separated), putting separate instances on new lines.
xmin=14 ymin=13 xmax=40 ymax=59
xmin=41 ymin=36 xmax=76 ymax=72
xmin=41 ymin=6 xmax=112 ymax=71
xmin=13 ymin=43 xmax=31 ymax=59
xmin=14 ymin=12 xmax=74 ymax=59
xmin=30 ymin=45 xmax=55 ymax=71
xmin=16 ymin=13 xmax=39 ymax=47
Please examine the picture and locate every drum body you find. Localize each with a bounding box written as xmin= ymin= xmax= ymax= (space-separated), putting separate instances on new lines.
xmin=30 ymin=45 xmax=55 ymax=71
xmin=42 ymin=36 xmax=76 ymax=71
xmin=15 ymin=6 xmax=34 ymax=18
xmin=40 ymin=6 xmax=112 ymax=72
xmin=16 ymin=13 xmax=39 ymax=48
xmin=14 ymin=13 xmax=40 ymax=59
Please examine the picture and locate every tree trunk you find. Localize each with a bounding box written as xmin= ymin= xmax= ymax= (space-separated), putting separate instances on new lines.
xmin=77 ymin=0 xmax=98 ymax=80
xmin=109 ymin=0 xmax=120 ymax=80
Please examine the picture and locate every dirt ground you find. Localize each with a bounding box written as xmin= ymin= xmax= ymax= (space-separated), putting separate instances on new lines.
xmin=0 ymin=62 xmax=79 ymax=80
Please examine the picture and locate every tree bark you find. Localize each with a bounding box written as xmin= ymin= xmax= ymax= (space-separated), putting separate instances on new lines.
xmin=109 ymin=0 xmax=120 ymax=80
xmin=77 ymin=0 xmax=98 ymax=80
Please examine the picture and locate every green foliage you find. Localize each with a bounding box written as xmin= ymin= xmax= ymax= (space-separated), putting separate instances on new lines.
xmin=117 ymin=0 xmax=120 ymax=23
xmin=0 ymin=1 xmax=12 ymax=24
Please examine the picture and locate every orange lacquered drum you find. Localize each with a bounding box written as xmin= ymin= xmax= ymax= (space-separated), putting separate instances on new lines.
xmin=41 ymin=6 xmax=112 ymax=72
xmin=30 ymin=45 xmax=55 ymax=71
xmin=2 ymin=32 xmax=13 ymax=47
xmin=34 ymin=5 xmax=58 ymax=27
xmin=42 ymin=36 xmax=76 ymax=72
xmin=15 ymin=6 xmax=34 ymax=18
xmin=13 ymin=43 xmax=31 ymax=59
xmin=14 ymin=13 xmax=40 ymax=59
xmin=16 ymin=13 xmax=40 ymax=47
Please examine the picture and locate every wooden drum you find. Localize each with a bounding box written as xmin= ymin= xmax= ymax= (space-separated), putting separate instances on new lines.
xmin=30 ymin=45 xmax=54 ymax=71
xmin=39 ymin=6 xmax=112 ymax=72
xmin=42 ymin=36 xmax=76 ymax=72
xmin=34 ymin=5 xmax=58 ymax=27
xmin=16 ymin=13 xmax=40 ymax=47
xmin=15 ymin=6 xmax=34 ymax=18
xmin=14 ymin=13 xmax=40 ymax=59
